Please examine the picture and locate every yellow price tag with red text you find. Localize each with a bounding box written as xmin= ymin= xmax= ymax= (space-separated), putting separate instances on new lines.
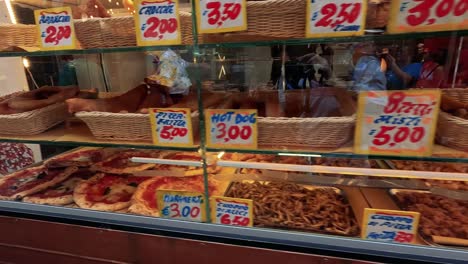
xmin=34 ymin=7 xmax=76 ymax=50
xmin=195 ymin=0 xmax=247 ymax=33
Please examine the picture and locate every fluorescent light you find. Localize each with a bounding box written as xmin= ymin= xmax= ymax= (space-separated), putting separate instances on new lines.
xmin=278 ymin=153 xmax=322 ymax=158
xmin=22 ymin=58 xmax=30 ymax=68
xmin=5 ymin=0 xmax=17 ymax=24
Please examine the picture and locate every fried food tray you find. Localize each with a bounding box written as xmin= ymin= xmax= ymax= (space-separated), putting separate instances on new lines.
xmin=389 ymin=189 xmax=468 ymax=248
xmin=224 ymin=180 xmax=360 ymax=237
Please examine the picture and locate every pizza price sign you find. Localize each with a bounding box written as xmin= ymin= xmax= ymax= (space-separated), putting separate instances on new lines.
xmin=34 ymin=7 xmax=76 ymax=50
xmin=157 ymin=190 xmax=206 ymax=222
xmin=195 ymin=0 xmax=247 ymax=33
xmin=354 ymin=90 xmax=441 ymax=157
xmin=205 ymin=109 xmax=257 ymax=149
xmin=210 ymin=196 xmax=253 ymax=227
xmin=387 ymin=0 xmax=468 ymax=33
xmin=362 ymin=208 xmax=420 ymax=244
xmin=149 ymin=108 xmax=194 ymax=147
xmin=306 ymin=0 xmax=367 ymax=38
xmin=133 ymin=0 xmax=181 ymax=46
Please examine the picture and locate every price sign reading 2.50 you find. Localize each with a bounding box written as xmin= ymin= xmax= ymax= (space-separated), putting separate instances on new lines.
xmin=196 ymin=0 xmax=247 ymax=33
xmin=354 ymin=90 xmax=441 ymax=157
xmin=134 ymin=0 xmax=181 ymax=46
xmin=306 ymin=0 xmax=367 ymax=38
xmin=34 ymin=7 xmax=76 ymax=50
xmin=205 ymin=109 xmax=257 ymax=149
xmin=149 ymin=108 xmax=194 ymax=147
xmin=157 ymin=190 xmax=206 ymax=222
xmin=388 ymin=0 xmax=468 ymax=33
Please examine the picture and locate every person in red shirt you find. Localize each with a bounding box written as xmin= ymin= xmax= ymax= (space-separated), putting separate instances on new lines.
xmin=415 ymin=48 xmax=447 ymax=88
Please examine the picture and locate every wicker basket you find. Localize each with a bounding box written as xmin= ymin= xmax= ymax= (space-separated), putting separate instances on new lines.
xmin=0 ymin=24 xmax=38 ymax=50
xmin=76 ymin=111 xmax=199 ymax=142
xmin=0 ymin=93 xmax=68 ymax=135
xmin=200 ymin=0 xmax=305 ymax=43
xmin=74 ymin=12 xmax=193 ymax=49
xmin=366 ymin=0 xmax=391 ymax=29
xmin=436 ymin=89 xmax=468 ymax=151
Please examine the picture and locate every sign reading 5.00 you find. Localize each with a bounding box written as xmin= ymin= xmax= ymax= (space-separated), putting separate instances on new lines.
xmin=149 ymin=108 xmax=194 ymax=147
xmin=34 ymin=7 xmax=76 ymax=50
xmin=355 ymin=90 xmax=441 ymax=157
xmin=306 ymin=0 xmax=367 ymax=38
xmin=388 ymin=0 xmax=468 ymax=33
xmin=196 ymin=0 xmax=247 ymax=33
xmin=157 ymin=190 xmax=206 ymax=222
xmin=205 ymin=109 xmax=257 ymax=149
xmin=134 ymin=0 xmax=181 ymax=46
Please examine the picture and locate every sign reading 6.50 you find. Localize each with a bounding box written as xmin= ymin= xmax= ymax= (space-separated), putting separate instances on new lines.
xmin=196 ymin=0 xmax=247 ymax=33
xmin=388 ymin=0 xmax=468 ymax=33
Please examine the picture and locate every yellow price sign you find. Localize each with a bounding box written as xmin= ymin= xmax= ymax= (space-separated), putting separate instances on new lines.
xmin=157 ymin=190 xmax=207 ymax=222
xmin=210 ymin=196 xmax=253 ymax=227
xmin=195 ymin=0 xmax=247 ymax=34
xmin=34 ymin=7 xmax=77 ymax=50
xmin=149 ymin=108 xmax=194 ymax=147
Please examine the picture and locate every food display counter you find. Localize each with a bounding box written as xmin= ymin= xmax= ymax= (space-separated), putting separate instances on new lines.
xmin=0 ymin=0 xmax=467 ymax=263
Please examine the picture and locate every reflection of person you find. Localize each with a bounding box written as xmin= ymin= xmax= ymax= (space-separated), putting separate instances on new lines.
xmin=415 ymin=48 xmax=447 ymax=88
xmin=385 ymin=44 xmax=425 ymax=90
xmin=351 ymin=43 xmax=386 ymax=91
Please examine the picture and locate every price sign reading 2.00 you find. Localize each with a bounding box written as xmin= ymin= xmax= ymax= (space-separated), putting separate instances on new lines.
xmin=205 ymin=109 xmax=257 ymax=149
xmin=134 ymin=0 xmax=181 ymax=46
xmin=355 ymin=90 xmax=441 ymax=157
xmin=157 ymin=190 xmax=206 ymax=222
xmin=149 ymin=108 xmax=194 ymax=147
xmin=210 ymin=196 xmax=253 ymax=227
xmin=388 ymin=0 xmax=468 ymax=33
xmin=34 ymin=7 xmax=76 ymax=50
xmin=196 ymin=0 xmax=247 ymax=33
xmin=306 ymin=0 xmax=367 ymax=37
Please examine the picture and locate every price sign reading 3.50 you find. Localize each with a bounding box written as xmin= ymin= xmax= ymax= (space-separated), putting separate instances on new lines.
xmin=205 ymin=109 xmax=257 ymax=149
xmin=157 ymin=190 xmax=206 ymax=222
xmin=210 ymin=196 xmax=253 ymax=227
xmin=196 ymin=0 xmax=247 ymax=33
xmin=388 ymin=0 xmax=468 ymax=33
xmin=149 ymin=108 xmax=194 ymax=147
xmin=34 ymin=7 xmax=76 ymax=50
xmin=306 ymin=0 xmax=367 ymax=37
xmin=134 ymin=0 xmax=181 ymax=46
xmin=354 ymin=90 xmax=441 ymax=157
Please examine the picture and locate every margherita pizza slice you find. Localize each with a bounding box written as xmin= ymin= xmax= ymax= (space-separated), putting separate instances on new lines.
xmin=45 ymin=148 xmax=105 ymax=168
xmin=0 ymin=166 xmax=78 ymax=200
xmin=73 ymin=173 xmax=151 ymax=211
xmin=91 ymin=150 xmax=161 ymax=174
xmin=128 ymin=175 xmax=220 ymax=217
xmin=23 ymin=168 xmax=95 ymax=205
xmin=156 ymin=152 xmax=221 ymax=176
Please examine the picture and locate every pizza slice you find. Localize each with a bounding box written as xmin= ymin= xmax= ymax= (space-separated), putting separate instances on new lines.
xmin=0 ymin=166 xmax=78 ymax=200
xmin=156 ymin=152 xmax=221 ymax=176
xmin=45 ymin=148 xmax=105 ymax=168
xmin=90 ymin=149 xmax=161 ymax=174
xmin=128 ymin=175 xmax=220 ymax=217
xmin=23 ymin=168 xmax=96 ymax=205
xmin=73 ymin=173 xmax=151 ymax=211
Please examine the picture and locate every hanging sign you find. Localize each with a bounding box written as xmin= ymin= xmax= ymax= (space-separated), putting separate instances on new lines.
xmin=134 ymin=0 xmax=181 ymax=46
xmin=387 ymin=0 xmax=468 ymax=34
xmin=196 ymin=0 xmax=247 ymax=33
xmin=34 ymin=7 xmax=76 ymax=50
xmin=362 ymin=208 xmax=420 ymax=244
xmin=354 ymin=90 xmax=440 ymax=156
xmin=306 ymin=0 xmax=367 ymax=38
xmin=157 ymin=190 xmax=206 ymax=222
xmin=149 ymin=108 xmax=194 ymax=147
xmin=205 ymin=109 xmax=257 ymax=149
xmin=210 ymin=196 xmax=253 ymax=227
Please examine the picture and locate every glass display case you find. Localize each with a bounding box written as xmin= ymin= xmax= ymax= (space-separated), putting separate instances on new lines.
xmin=0 ymin=0 xmax=467 ymax=263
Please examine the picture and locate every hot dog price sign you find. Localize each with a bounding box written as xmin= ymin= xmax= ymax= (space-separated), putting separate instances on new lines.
xmin=388 ymin=0 xmax=468 ymax=33
xmin=205 ymin=109 xmax=257 ymax=149
xmin=354 ymin=90 xmax=441 ymax=156
xmin=134 ymin=0 xmax=181 ymax=46
xmin=34 ymin=7 xmax=76 ymax=50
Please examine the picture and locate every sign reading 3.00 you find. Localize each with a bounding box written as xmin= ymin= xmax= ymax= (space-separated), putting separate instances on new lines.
xmin=205 ymin=109 xmax=257 ymax=149
xmin=134 ymin=0 xmax=181 ymax=46
xmin=354 ymin=90 xmax=441 ymax=157
xmin=34 ymin=7 xmax=76 ymax=50
xmin=157 ymin=190 xmax=206 ymax=222
xmin=306 ymin=0 xmax=367 ymax=38
xmin=388 ymin=0 xmax=468 ymax=33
